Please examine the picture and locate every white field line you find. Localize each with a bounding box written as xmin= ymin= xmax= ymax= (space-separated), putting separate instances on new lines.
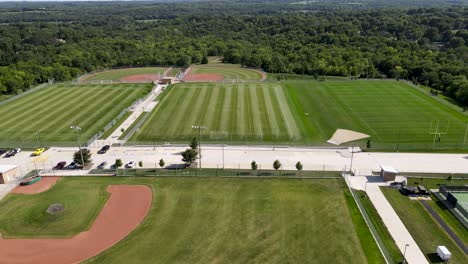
xmin=249 ymin=84 xmax=263 ymax=137
xmin=273 ymin=85 xmax=302 ymax=140
xmin=220 ymin=85 xmax=232 ymax=132
xmin=261 ymin=85 xmax=281 ymax=136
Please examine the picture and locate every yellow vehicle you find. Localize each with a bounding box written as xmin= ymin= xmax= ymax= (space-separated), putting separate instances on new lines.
xmin=32 ymin=148 xmax=45 ymax=156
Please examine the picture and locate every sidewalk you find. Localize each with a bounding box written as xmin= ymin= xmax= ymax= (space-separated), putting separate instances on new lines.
xmin=91 ymin=84 xmax=166 ymax=147
xmin=349 ymin=175 xmax=429 ymax=264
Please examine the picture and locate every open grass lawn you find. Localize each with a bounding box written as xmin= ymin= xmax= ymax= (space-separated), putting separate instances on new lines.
xmin=83 ymin=67 xmax=167 ymax=82
xmin=0 ymin=176 xmax=384 ymax=263
xmin=382 ymin=184 xmax=468 ymax=264
xmin=0 ymin=178 xmax=109 ymax=238
xmin=132 ymin=82 xmax=302 ymax=143
xmin=190 ymin=64 xmax=264 ymax=80
xmin=0 ymin=83 xmax=151 ymax=146
xmin=285 ymin=80 xmax=468 ymax=148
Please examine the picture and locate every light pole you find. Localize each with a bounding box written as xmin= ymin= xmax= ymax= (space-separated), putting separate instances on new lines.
xmin=70 ymin=126 xmax=85 ymax=167
xmin=192 ymin=125 xmax=206 ymax=169
xmin=350 ymin=146 xmax=355 ymax=175
xmin=402 ymin=243 xmax=409 ymax=264
xmin=34 ymin=130 xmax=41 ymax=147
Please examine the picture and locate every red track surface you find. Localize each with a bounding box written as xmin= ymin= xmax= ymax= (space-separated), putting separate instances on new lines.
xmin=120 ymin=74 xmax=160 ymax=83
xmin=12 ymin=177 xmax=60 ymax=194
xmin=0 ymin=185 xmax=152 ymax=264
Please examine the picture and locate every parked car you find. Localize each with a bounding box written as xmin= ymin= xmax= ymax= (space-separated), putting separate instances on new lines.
xmin=97 ymin=162 xmax=107 ymax=169
xmin=68 ymin=161 xmax=78 ymax=170
xmin=125 ymin=160 xmax=136 ymax=168
xmin=5 ymin=148 xmax=21 ymax=157
xmin=32 ymin=148 xmax=45 ymax=156
xmin=0 ymin=149 xmax=7 ymax=156
xmin=98 ymin=145 xmax=110 ymax=154
xmin=55 ymin=161 xmax=67 ymax=170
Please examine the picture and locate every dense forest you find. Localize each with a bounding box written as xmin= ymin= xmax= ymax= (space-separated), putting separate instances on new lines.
xmin=0 ymin=0 xmax=467 ymax=106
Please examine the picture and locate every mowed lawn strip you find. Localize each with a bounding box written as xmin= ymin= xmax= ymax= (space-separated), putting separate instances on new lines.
xmin=83 ymin=67 xmax=167 ymax=82
xmin=0 ymin=178 xmax=109 ymax=238
xmin=84 ymin=177 xmax=380 ymax=263
xmin=382 ymin=186 xmax=468 ymax=263
xmin=132 ymin=82 xmax=303 ymax=143
xmin=0 ymin=83 xmax=151 ymax=145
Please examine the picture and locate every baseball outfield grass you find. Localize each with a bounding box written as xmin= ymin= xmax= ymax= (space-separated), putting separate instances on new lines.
xmin=133 ymin=80 xmax=468 ymax=149
xmin=0 ymin=177 xmax=385 ymax=263
xmin=82 ymin=67 xmax=167 ymax=82
xmin=188 ymin=64 xmax=264 ymax=80
xmin=382 ymin=179 xmax=468 ymax=264
xmin=0 ymin=83 xmax=151 ymax=146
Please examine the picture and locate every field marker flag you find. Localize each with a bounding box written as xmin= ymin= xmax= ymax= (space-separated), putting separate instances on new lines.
xmin=327 ymin=129 xmax=370 ymax=145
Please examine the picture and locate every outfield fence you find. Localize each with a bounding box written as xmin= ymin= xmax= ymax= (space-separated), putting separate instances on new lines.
xmin=88 ymin=167 xmax=342 ymax=178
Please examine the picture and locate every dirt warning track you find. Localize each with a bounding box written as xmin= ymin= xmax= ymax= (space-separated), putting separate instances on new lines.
xmin=12 ymin=177 xmax=61 ymax=194
xmin=0 ymin=185 xmax=152 ymax=264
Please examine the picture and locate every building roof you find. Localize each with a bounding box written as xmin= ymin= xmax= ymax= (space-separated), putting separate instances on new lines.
xmin=0 ymin=165 xmax=17 ymax=173
xmin=437 ymin=246 xmax=451 ymax=255
xmin=380 ymin=165 xmax=399 ymax=174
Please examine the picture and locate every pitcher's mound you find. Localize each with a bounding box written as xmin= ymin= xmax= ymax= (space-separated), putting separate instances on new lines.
xmin=47 ymin=204 xmax=64 ymax=215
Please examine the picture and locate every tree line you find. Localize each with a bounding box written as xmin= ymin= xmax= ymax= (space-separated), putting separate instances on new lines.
xmin=0 ymin=2 xmax=466 ymax=106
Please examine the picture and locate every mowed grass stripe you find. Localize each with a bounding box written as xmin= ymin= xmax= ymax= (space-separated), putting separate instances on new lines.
xmin=249 ymin=84 xmax=263 ymax=137
xmin=202 ymin=85 xmax=220 ymax=132
xmin=236 ymin=84 xmax=247 ymax=136
xmin=230 ymin=85 xmax=239 ymax=135
xmin=210 ymin=86 xmax=226 ymax=133
xmin=23 ymin=88 xmax=111 ymax=137
xmin=261 ymin=85 xmax=281 ymax=136
xmin=166 ymin=87 xmax=201 ymax=137
xmin=271 ymin=85 xmax=302 ymax=140
xmin=52 ymin=88 xmax=135 ymax=138
xmin=256 ymin=85 xmax=273 ymax=138
xmin=220 ymin=84 xmax=233 ymax=133
xmin=0 ymin=84 xmax=150 ymax=143
xmin=0 ymin=87 xmax=82 ymax=130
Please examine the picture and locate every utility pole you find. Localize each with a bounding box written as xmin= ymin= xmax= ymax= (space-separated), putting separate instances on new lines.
xmin=70 ymin=126 xmax=85 ymax=167
xmin=350 ymin=146 xmax=355 ymax=175
xmin=464 ymin=124 xmax=468 ymax=145
xmin=402 ymin=244 xmax=409 ymax=264
xmin=34 ymin=130 xmax=41 ymax=147
xmin=192 ymin=125 xmax=206 ymax=169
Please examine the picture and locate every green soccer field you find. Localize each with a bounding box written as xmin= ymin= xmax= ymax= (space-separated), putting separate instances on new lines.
xmin=285 ymin=80 xmax=468 ymax=149
xmin=0 ymin=83 xmax=151 ymax=146
xmin=132 ymin=82 xmax=302 ymax=143
xmin=0 ymin=176 xmax=383 ymax=263
xmin=189 ymin=64 xmax=264 ymax=80
xmin=82 ymin=67 xmax=168 ymax=82
xmin=132 ymin=79 xmax=468 ymax=149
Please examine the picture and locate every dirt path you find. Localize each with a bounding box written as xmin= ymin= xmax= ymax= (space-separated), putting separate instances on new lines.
xmin=0 ymin=185 xmax=152 ymax=264
xmin=12 ymin=177 xmax=60 ymax=194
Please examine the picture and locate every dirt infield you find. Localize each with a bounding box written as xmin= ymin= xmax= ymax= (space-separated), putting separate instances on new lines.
xmin=183 ymin=73 xmax=224 ymax=82
xmin=0 ymin=185 xmax=152 ymax=264
xmin=120 ymin=74 xmax=160 ymax=83
xmin=12 ymin=177 xmax=61 ymax=194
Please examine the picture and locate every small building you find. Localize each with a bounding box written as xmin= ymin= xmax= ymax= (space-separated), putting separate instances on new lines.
xmin=380 ymin=165 xmax=399 ymax=182
xmin=0 ymin=165 xmax=18 ymax=184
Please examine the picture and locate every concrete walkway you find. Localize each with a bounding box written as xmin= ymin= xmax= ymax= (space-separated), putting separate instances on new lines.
xmin=349 ymin=175 xmax=429 ymax=264
xmin=91 ymin=84 xmax=167 ymax=147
